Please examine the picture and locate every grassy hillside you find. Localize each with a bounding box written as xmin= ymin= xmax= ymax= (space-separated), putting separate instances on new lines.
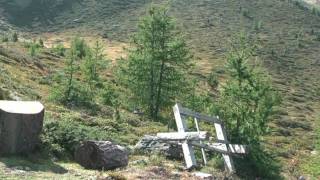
xmin=0 ymin=0 xmax=320 ymax=179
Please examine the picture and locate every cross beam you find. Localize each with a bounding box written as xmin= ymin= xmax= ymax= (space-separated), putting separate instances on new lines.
xmin=156 ymin=131 xmax=209 ymax=141
xmin=164 ymin=103 xmax=247 ymax=173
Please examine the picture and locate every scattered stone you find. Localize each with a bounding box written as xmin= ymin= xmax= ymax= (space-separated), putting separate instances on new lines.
xmin=298 ymin=175 xmax=306 ymax=180
xmin=192 ymin=172 xmax=213 ymax=180
xmin=0 ymin=101 xmax=44 ymax=154
xmin=311 ymin=150 xmax=318 ymax=155
xmin=172 ymin=171 xmax=182 ymax=178
xmin=75 ymin=141 xmax=128 ymax=170
xmin=134 ymin=135 xmax=183 ymax=160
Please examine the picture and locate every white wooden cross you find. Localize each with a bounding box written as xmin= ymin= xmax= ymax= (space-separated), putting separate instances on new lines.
xmin=156 ymin=103 xmax=248 ymax=173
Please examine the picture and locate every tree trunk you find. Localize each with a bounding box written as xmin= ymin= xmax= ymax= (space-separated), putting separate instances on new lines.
xmin=0 ymin=101 xmax=44 ymax=154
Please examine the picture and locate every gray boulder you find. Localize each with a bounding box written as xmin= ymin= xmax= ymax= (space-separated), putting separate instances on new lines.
xmin=134 ymin=135 xmax=183 ymax=160
xmin=0 ymin=101 xmax=44 ymax=154
xmin=75 ymin=141 xmax=128 ymax=170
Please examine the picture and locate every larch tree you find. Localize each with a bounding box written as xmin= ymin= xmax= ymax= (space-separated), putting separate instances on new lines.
xmin=215 ymin=33 xmax=280 ymax=145
xmin=123 ymin=6 xmax=191 ymax=120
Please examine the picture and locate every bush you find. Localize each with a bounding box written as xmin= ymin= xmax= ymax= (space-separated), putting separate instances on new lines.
xmin=242 ymin=9 xmax=250 ymax=18
xmin=52 ymin=43 xmax=66 ymax=56
xmin=41 ymin=118 xmax=108 ymax=158
xmin=29 ymin=44 xmax=38 ymax=57
xmin=49 ymin=80 xmax=93 ymax=107
xmin=0 ymin=87 xmax=10 ymax=100
xmin=208 ymin=72 xmax=219 ymax=88
xmin=71 ymin=37 xmax=88 ymax=59
xmin=38 ymin=39 xmax=44 ymax=48
xmin=101 ymin=84 xmax=118 ymax=106
xmin=24 ymin=41 xmax=42 ymax=57
xmin=254 ymin=20 xmax=262 ymax=31
xmin=1 ymin=34 xmax=8 ymax=42
xmin=11 ymin=32 xmax=18 ymax=42
xmin=315 ymin=32 xmax=320 ymax=41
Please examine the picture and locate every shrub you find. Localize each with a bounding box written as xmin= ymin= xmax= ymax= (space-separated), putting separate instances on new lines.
xmin=11 ymin=32 xmax=18 ymax=42
xmin=242 ymin=9 xmax=250 ymax=18
xmin=29 ymin=43 xmax=38 ymax=57
xmin=208 ymin=72 xmax=219 ymax=88
xmin=315 ymin=32 xmax=320 ymax=41
xmin=38 ymin=39 xmax=44 ymax=48
xmin=107 ymin=172 xmax=127 ymax=180
xmin=24 ymin=41 xmax=42 ymax=57
xmin=0 ymin=87 xmax=10 ymax=100
xmin=101 ymin=84 xmax=118 ymax=106
xmin=1 ymin=34 xmax=8 ymax=42
xmin=254 ymin=20 xmax=262 ymax=31
xmin=41 ymin=118 xmax=107 ymax=158
xmin=71 ymin=37 xmax=88 ymax=59
xmin=52 ymin=43 xmax=66 ymax=56
xmin=49 ymin=79 xmax=93 ymax=107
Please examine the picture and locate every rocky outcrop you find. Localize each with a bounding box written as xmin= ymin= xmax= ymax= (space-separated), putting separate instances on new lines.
xmin=0 ymin=101 xmax=44 ymax=154
xmin=134 ymin=135 xmax=183 ymax=160
xmin=75 ymin=141 xmax=128 ymax=170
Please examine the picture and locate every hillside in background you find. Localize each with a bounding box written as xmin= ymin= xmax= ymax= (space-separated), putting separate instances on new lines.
xmin=0 ymin=0 xmax=320 ymax=179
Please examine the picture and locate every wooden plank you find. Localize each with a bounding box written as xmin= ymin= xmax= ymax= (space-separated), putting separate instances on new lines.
xmin=173 ymin=104 xmax=197 ymax=169
xmin=179 ymin=106 xmax=222 ymax=124
xmin=214 ymin=117 xmax=235 ymax=173
xmin=190 ymin=142 xmax=247 ymax=155
xmin=190 ymin=142 xmax=229 ymax=154
xmin=156 ymin=131 xmax=209 ymax=141
xmin=228 ymin=144 xmax=248 ymax=154
xmin=194 ymin=117 xmax=207 ymax=165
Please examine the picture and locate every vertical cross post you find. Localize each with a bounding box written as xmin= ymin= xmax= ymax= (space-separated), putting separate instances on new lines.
xmin=173 ymin=104 xmax=197 ymax=169
xmin=194 ymin=117 xmax=207 ymax=166
xmin=214 ymin=116 xmax=235 ymax=173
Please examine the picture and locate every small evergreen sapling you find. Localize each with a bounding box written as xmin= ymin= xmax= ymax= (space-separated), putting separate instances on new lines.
xmin=215 ymin=33 xmax=280 ymax=145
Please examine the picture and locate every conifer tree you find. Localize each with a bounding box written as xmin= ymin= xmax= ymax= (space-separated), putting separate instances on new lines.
xmin=82 ymin=41 xmax=106 ymax=101
xmin=123 ymin=6 xmax=191 ymax=120
xmin=215 ymin=33 xmax=280 ymax=145
xmin=50 ymin=38 xmax=90 ymax=105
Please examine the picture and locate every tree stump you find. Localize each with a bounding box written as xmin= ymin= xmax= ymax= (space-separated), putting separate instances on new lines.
xmin=0 ymin=101 xmax=44 ymax=154
xmin=75 ymin=141 xmax=128 ymax=170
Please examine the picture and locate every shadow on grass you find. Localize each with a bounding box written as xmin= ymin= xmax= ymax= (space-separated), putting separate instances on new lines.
xmin=0 ymin=152 xmax=68 ymax=174
xmin=235 ymin=146 xmax=283 ymax=180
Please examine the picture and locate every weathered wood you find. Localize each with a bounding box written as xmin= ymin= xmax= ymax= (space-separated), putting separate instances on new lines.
xmin=227 ymin=144 xmax=247 ymax=154
xmin=156 ymin=131 xmax=209 ymax=141
xmin=0 ymin=101 xmax=44 ymax=154
xmin=194 ymin=117 xmax=207 ymax=165
xmin=214 ymin=117 xmax=235 ymax=173
xmin=165 ymin=104 xmax=247 ymax=174
xmin=179 ymin=106 xmax=222 ymax=124
xmin=173 ymin=104 xmax=197 ymax=169
xmin=190 ymin=142 xmax=247 ymax=155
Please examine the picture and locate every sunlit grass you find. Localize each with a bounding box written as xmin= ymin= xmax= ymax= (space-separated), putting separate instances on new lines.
xmin=299 ymin=114 xmax=320 ymax=179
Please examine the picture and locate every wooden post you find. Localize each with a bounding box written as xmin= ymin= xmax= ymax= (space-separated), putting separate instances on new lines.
xmin=214 ymin=116 xmax=235 ymax=173
xmin=173 ymin=104 xmax=197 ymax=169
xmin=165 ymin=104 xmax=246 ymax=173
xmin=194 ymin=117 xmax=207 ymax=166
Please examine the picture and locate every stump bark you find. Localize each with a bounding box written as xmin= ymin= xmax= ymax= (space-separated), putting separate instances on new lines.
xmin=0 ymin=101 xmax=44 ymax=154
xmin=75 ymin=141 xmax=128 ymax=170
